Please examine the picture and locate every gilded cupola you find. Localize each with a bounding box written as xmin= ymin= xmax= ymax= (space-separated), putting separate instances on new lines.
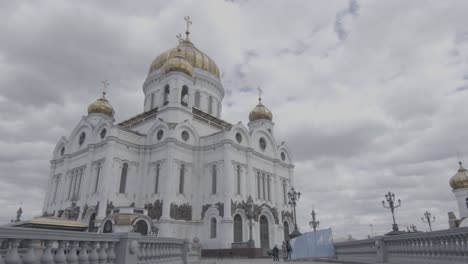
xmin=148 ymin=17 xmax=220 ymax=79
xmin=249 ymin=97 xmax=273 ymax=122
xmin=450 ymin=161 xmax=468 ymax=190
xmin=88 ymin=81 xmax=115 ymax=117
xmin=162 ymin=48 xmax=194 ymax=77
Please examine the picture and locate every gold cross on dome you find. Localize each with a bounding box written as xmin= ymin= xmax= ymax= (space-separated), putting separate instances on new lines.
xmin=184 ymin=16 xmax=192 ymax=38
xmin=257 ymin=86 xmax=263 ymax=101
xmin=101 ymin=80 xmax=110 ymax=97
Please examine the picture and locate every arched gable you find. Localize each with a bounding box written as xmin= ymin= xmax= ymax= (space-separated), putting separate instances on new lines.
xmin=250 ymin=129 xmax=278 ymax=157
xmin=146 ymin=119 xmax=170 ymax=144
xmin=175 ymin=121 xmax=200 ymax=145
xmin=229 ymin=122 xmax=250 ymax=147
xmin=68 ymin=118 xmax=94 ymax=152
xmin=278 ymin=142 xmax=294 ymax=164
xmin=53 ymin=137 xmax=69 ymax=159
xmin=93 ymin=119 xmax=113 ymax=141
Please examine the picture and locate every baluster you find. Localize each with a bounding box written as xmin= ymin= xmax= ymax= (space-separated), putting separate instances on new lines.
xmin=137 ymin=242 xmax=144 ymax=264
xmin=155 ymin=244 xmax=161 ymax=263
xmin=463 ymin=234 xmax=468 ymax=260
xmin=107 ymin=242 xmax=116 ymax=264
xmin=54 ymin=241 xmax=67 ymax=264
xmin=40 ymin=240 xmax=54 ymax=264
xmin=98 ymin=242 xmax=107 ymax=264
xmin=67 ymin=241 xmax=79 ymax=264
xmin=5 ymin=239 xmax=22 ymax=264
xmin=23 ymin=240 xmax=38 ymax=264
xmin=88 ymin=242 xmax=99 ymax=264
xmin=78 ymin=242 xmax=89 ymax=264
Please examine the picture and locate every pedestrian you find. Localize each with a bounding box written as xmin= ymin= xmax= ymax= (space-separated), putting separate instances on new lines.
xmin=272 ymin=244 xmax=279 ymax=261
xmin=286 ymin=239 xmax=293 ymax=261
xmin=282 ymin=241 xmax=288 ymax=261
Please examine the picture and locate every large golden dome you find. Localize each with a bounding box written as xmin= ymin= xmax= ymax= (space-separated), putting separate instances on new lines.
xmin=249 ymin=99 xmax=273 ymax=122
xmin=162 ymin=50 xmax=194 ymax=77
xmin=149 ymin=39 xmax=220 ymax=79
xmin=88 ymin=93 xmax=115 ymax=117
xmin=450 ymin=161 xmax=468 ymax=190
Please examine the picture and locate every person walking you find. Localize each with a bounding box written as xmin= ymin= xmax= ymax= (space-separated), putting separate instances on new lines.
xmin=286 ymin=239 xmax=293 ymax=261
xmin=282 ymin=241 xmax=288 ymax=261
xmin=272 ymin=244 xmax=279 ymax=261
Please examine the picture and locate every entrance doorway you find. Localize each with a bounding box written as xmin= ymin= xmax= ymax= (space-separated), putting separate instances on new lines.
xmin=134 ymin=220 xmax=148 ymax=236
xmin=260 ymin=215 xmax=269 ymax=250
xmin=284 ymin=221 xmax=290 ymax=241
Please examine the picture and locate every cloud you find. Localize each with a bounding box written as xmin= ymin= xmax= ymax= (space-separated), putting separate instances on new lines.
xmin=1 ymin=0 xmax=468 ymax=239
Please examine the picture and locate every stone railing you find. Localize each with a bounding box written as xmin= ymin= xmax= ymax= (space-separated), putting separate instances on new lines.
xmin=0 ymin=227 xmax=199 ymax=264
xmin=334 ymin=227 xmax=468 ymax=264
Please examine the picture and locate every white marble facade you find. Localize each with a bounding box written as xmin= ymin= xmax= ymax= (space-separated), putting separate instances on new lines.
xmin=42 ymin=36 xmax=295 ymax=250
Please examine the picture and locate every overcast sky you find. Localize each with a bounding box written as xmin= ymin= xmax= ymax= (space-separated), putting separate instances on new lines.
xmin=1 ymin=0 xmax=468 ymax=239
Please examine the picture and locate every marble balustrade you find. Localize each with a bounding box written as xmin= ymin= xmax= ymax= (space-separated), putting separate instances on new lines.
xmin=334 ymin=227 xmax=468 ymax=264
xmin=0 ymin=227 xmax=195 ymax=264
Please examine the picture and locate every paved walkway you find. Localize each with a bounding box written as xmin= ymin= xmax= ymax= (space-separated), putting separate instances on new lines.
xmin=200 ymin=259 xmax=335 ymax=264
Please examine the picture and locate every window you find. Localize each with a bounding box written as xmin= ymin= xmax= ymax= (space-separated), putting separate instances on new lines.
xmin=262 ymin=173 xmax=266 ymax=200
xmin=181 ymin=131 xmax=189 ymax=141
xmin=163 ymin=85 xmax=170 ymax=105
xmin=79 ymin=132 xmax=86 ymax=146
xmin=179 ymin=164 xmax=185 ymax=194
xmin=156 ymin=130 xmax=164 ymax=140
xmin=68 ymin=168 xmax=83 ymax=201
xmin=208 ymin=96 xmax=213 ymax=114
xmin=51 ymin=177 xmax=60 ymax=203
xmin=466 ymin=197 xmax=468 ymax=209
xmin=267 ymin=176 xmax=271 ymax=201
xmin=217 ymin=101 xmax=221 ymax=117
xmin=212 ymin=164 xmax=217 ymax=194
xmin=257 ymin=172 xmax=261 ymax=199
xmin=283 ymin=180 xmax=287 ymax=205
xmin=119 ymin=163 xmax=128 ymax=193
xmin=281 ymin=152 xmax=286 ymax=161
xmin=194 ymin=91 xmax=200 ymax=108
xmin=237 ymin=165 xmax=241 ymax=195
xmin=155 ymin=163 xmax=160 ymax=194
xmin=100 ymin=128 xmax=107 ymax=139
xmin=235 ymin=133 xmax=242 ymax=143
xmin=259 ymin=138 xmax=266 ymax=151
xmin=233 ymin=214 xmax=243 ymax=242
xmin=210 ymin=218 xmax=217 ymax=238
xmin=60 ymin=146 xmax=65 ymax=156
xmin=150 ymin=93 xmax=155 ymax=109
xmin=181 ymin=86 xmax=189 ymax=106
xmin=94 ymin=163 xmax=101 ymax=193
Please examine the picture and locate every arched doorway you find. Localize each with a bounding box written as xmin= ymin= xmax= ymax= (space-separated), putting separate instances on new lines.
xmin=88 ymin=213 xmax=96 ymax=232
xmin=283 ymin=221 xmax=290 ymax=241
xmin=233 ymin=214 xmax=243 ymax=242
xmin=134 ymin=220 xmax=148 ymax=236
xmin=103 ymin=220 xmax=113 ymax=233
xmin=259 ymin=215 xmax=269 ymax=250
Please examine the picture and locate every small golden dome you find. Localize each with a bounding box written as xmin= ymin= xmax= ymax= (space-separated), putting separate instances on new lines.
xmin=162 ymin=53 xmax=194 ymax=77
xmin=249 ymin=99 xmax=273 ymax=122
xmin=88 ymin=94 xmax=115 ymax=117
xmin=149 ymin=39 xmax=220 ymax=79
xmin=450 ymin=161 xmax=468 ymax=190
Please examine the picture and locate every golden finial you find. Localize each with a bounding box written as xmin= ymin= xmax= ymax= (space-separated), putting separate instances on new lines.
xmin=257 ymin=86 xmax=263 ymax=102
xmin=184 ymin=16 xmax=192 ymax=39
xmin=176 ymin=33 xmax=183 ymax=43
xmin=101 ymin=80 xmax=110 ymax=98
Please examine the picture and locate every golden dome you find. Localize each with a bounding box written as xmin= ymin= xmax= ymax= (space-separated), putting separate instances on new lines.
xmin=450 ymin=161 xmax=468 ymax=190
xmin=249 ymin=99 xmax=273 ymax=122
xmin=149 ymin=39 xmax=220 ymax=79
xmin=162 ymin=53 xmax=194 ymax=77
xmin=88 ymin=93 xmax=115 ymax=117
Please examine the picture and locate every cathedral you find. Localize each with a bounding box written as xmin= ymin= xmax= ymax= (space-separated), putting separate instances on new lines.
xmin=42 ymin=19 xmax=295 ymax=253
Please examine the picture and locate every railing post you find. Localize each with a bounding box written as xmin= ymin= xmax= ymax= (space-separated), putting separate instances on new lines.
xmin=182 ymin=240 xmax=189 ymax=264
xmin=114 ymin=233 xmax=141 ymax=264
xmin=375 ymin=237 xmax=387 ymax=263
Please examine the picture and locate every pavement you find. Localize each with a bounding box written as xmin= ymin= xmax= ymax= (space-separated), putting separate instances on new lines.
xmin=200 ymin=259 xmax=339 ymax=264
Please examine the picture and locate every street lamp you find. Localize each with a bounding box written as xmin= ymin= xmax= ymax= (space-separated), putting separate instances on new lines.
xmin=382 ymin=191 xmax=401 ymax=232
xmin=421 ymin=211 xmax=436 ymax=232
xmin=244 ymin=195 xmax=255 ymax=248
xmin=309 ymin=209 xmax=319 ymax=231
xmin=288 ymin=187 xmax=302 ymax=238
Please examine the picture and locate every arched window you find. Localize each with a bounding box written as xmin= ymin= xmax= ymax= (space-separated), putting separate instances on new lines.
xmin=466 ymin=197 xmax=468 ymax=209
xmin=88 ymin=213 xmax=96 ymax=232
xmin=212 ymin=164 xmax=217 ymax=194
xmin=155 ymin=163 xmax=160 ymax=194
xmin=94 ymin=163 xmax=101 ymax=193
xmin=179 ymin=164 xmax=185 ymax=194
xmin=262 ymin=173 xmax=266 ymax=200
xmin=163 ymin=85 xmax=170 ymax=105
xmin=284 ymin=221 xmax=290 ymax=241
xmin=257 ymin=172 xmax=261 ymax=199
xmin=150 ymin=93 xmax=155 ymax=109
xmin=208 ymin=96 xmax=213 ymax=114
xmin=283 ymin=180 xmax=287 ymax=205
xmin=217 ymin=101 xmax=221 ymax=117
xmin=119 ymin=163 xmax=128 ymax=193
xmin=233 ymin=214 xmax=243 ymax=242
xmin=51 ymin=177 xmax=60 ymax=203
xmin=210 ymin=218 xmax=217 ymax=238
xmin=237 ymin=165 xmax=241 ymax=195
xmin=194 ymin=91 xmax=200 ymax=108
xmin=267 ymin=175 xmax=271 ymax=201
xmin=181 ymin=86 xmax=189 ymax=106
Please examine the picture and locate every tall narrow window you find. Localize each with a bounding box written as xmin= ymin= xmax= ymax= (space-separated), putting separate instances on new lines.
xmin=208 ymin=96 xmax=213 ymax=114
xmin=181 ymin=86 xmax=189 ymax=106
xmin=212 ymin=164 xmax=217 ymax=194
xmin=155 ymin=163 xmax=160 ymax=194
xmin=94 ymin=163 xmax=101 ymax=193
xmin=194 ymin=91 xmax=200 ymax=108
xmin=150 ymin=93 xmax=155 ymax=109
xmin=262 ymin=173 xmax=266 ymax=200
xmin=466 ymin=197 xmax=468 ymax=209
xmin=179 ymin=164 xmax=185 ymax=194
xmin=257 ymin=172 xmax=261 ymax=199
xmin=52 ymin=178 xmax=59 ymax=203
xmin=119 ymin=163 xmax=128 ymax=194
xmin=163 ymin=85 xmax=170 ymax=105
xmin=283 ymin=180 xmax=287 ymax=204
xmin=267 ymin=176 xmax=271 ymax=201
xmin=67 ymin=174 xmax=73 ymax=200
xmin=233 ymin=214 xmax=243 ymax=242
xmin=237 ymin=165 xmax=241 ymax=195
xmin=217 ymin=101 xmax=221 ymax=117
xmin=210 ymin=218 xmax=217 ymax=238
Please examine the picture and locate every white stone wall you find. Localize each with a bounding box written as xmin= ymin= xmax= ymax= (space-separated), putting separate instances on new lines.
xmin=453 ymin=188 xmax=468 ymax=219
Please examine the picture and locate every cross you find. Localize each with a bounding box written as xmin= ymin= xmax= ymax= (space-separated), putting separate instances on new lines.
xmin=101 ymin=80 xmax=110 ymax=97
xmin=257 ymin=86 xmax=263 ymax=101
xmin=184 ymin=16 xmax=192 ymax=38
xmin=176 ymin=33 xmax=183 ymax=43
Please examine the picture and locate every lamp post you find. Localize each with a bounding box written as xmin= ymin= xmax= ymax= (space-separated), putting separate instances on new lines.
xmin=382 ymin=191 xmax=401 ymax=232
xmin=309 ymin=209 xmax=319 ymax=231
xmin=245 ymin=195 xmax=255 ymax=248
xmin=288 ymin=187 xmax=302 ymax=238
xmin=421 ymin=211 xmax=436 ymax=232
